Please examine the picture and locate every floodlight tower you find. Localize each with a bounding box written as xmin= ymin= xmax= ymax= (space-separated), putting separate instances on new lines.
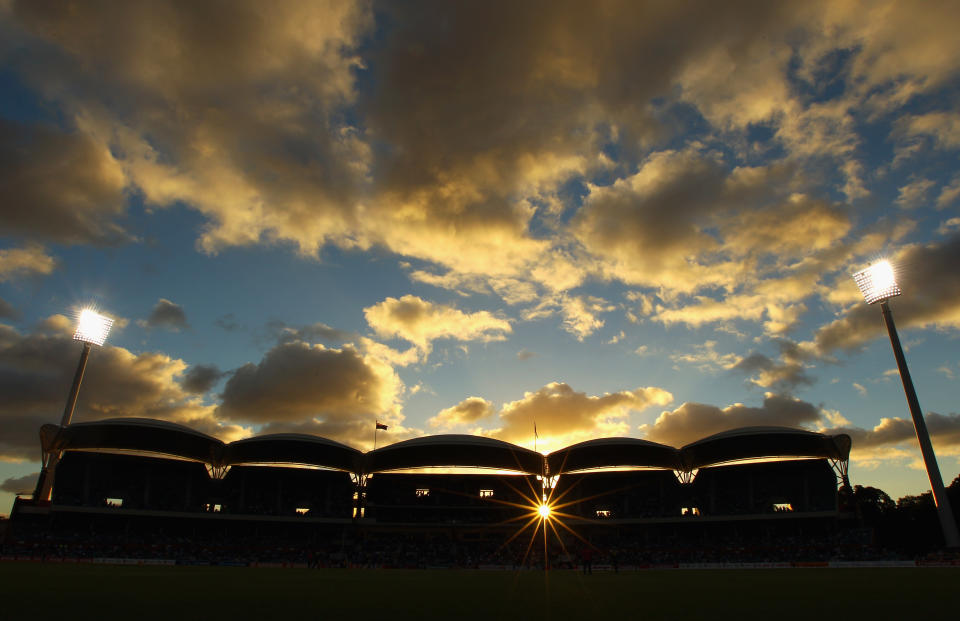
xmin=853 ymin=260 xmax=959 ymax=548
xmin=33 ymin=308 xmax=114 ymax=501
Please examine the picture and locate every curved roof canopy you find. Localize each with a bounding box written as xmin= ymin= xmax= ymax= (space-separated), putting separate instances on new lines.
xmin=679 ymin=426 xmax=852 ymax=470
xmin=222 ymin=433 xmax=363 ymax=472
xmin=40 ymin=420 xmax=851 ymax=475
xmin=42 ymin=418 xmax=223 ymax=464
xmin=366 ymin=434 xmax=543 ymax=474
xmin=547 ymin=437 xmax=681 ymax=474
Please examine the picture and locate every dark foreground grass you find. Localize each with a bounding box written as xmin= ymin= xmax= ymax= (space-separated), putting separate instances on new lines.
xmin=2 ymin=563 xmax=957 ymax=620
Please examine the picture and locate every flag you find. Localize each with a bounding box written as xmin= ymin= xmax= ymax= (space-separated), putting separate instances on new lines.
xmin=376 ymin=422 xmax=388 ymax=430
xmin=534 ymin=422 xmax=538 ymax=439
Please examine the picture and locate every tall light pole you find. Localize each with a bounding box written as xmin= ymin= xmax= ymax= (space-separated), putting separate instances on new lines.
xmin=33 ymin=308 xmax=114 ymax=502
xmin=853 ymin=260 xmax=959 ymax=548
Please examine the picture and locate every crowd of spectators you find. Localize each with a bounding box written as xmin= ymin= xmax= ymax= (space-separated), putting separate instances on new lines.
xmin=5 ymin=517 xmax=950 ymax=568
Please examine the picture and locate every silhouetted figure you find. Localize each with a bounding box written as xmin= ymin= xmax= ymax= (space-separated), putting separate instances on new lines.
xmin=581 ymin=545 xmax=593 ymax=574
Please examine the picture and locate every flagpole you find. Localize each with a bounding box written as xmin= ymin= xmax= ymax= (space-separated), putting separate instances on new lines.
xmin=374 ymin=425 xmax=378 ymax=452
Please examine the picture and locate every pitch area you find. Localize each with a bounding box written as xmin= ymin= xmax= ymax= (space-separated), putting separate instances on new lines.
xmin=1 ymin=563 xmax=956 ymax=620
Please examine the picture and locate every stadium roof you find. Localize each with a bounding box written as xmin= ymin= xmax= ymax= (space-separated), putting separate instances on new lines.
xmin=41 ymin=418 xmax=223 ymax=463
xmin=365 ymin=434 xmax=543 ymax=474
xmin=546 ymin=437 xmax=681 ymax=474
xmin=223 ymin=433 xmax=363 ymax=472
xmin=41 ymin=419 xmax=851 ymax=475
xmin=679 ymin=426 xmax=852 ymax=470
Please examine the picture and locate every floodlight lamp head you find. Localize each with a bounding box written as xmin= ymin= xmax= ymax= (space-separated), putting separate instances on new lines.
xmin=853 ymin=260 xmax=901 ymax=305
xmin=74 ymin=308 xmax=114 ymax=346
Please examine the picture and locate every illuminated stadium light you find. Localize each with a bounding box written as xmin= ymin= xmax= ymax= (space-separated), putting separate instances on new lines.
xmin=852 ymin=261 xmax=959 ymax=548
xmin=853 ymin=260 xmax=901 ymax=304
xmin=34 ymin=305 xmax=115 ymax=502
xmin=74 ymin=308 xmax=114 ymax=346
xmin=538 ymin=503 xmax=551 ymax=519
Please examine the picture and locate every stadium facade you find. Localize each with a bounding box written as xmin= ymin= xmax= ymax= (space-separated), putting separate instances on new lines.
xmin=6 ymin=419 xmax=856 ymax=566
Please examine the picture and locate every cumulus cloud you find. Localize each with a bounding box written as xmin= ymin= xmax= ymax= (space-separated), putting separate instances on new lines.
xmin=489 ymin=382 xmax=673 ymax=449
xmin=1 ymin=472 xmax=38 ymax=494
xmin=644 ymin=394 xmax=822 ymax=447
xmin=2 ymin=0 xmax=960 ymax=337
xmin=732 ymin=352 xmax=815 ymax=393
xmin=0 ymin=121 xmax=128 ymax=244
xmin=0 ymin=317 xmax=245 ymax=460
xmin=643 ymin=393 xmax=960 ymax=466
xmin=216 ymin=340 xmax=403 ymax=447
xmin=428 ymin=397 xmax=495 ymax=429
xmin=0 ymin=245 xmax=57 ymax=281
xmin=815 ymin=235 xmax=960 ymax=352
xmin=825 ymin=412 xmax=960 ymax=458
xmin=140 ymin=298 xmax=188 ymax=331
xmin=364 ymin=295 xmax=511 ymax=353
xmin=181 ymin=364 xmax=223 ymax=394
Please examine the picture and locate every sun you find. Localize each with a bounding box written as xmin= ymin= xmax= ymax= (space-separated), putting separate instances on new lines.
xmin=538 ymin=503 xmax=551 ymax=519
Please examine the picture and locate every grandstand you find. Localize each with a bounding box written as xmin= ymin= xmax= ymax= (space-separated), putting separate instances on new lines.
xmin=5 ymin=419 xmax=856 ymax=566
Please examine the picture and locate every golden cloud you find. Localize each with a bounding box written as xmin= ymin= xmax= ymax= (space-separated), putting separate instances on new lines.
xmin=428 ymin=396 xmax=495 ymax=429
xmin=363 ymin=295 xmax=511 ymax=352
xmin=0 ymin=244 xmax=56 ymax=281
xmin=0 ymin=317 xmax=246 ymax=460
xmin=488 ymin=381 xmax=673 ymax=451
xmin=644 ymin=394 xmax=822 ymax=447
xmin=217 ymin=340 xmax=402 ymax=425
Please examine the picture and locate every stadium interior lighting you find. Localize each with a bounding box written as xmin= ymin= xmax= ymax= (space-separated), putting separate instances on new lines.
xmin=852 ymin=261 xmax=959 ymax=548
xmin=538 ymin=503 xmax=552 ymax=519
xmin=853 ymin=259 xmax=901 ymax=304
xmin=74 ymin=308 xmax=114 ymax=346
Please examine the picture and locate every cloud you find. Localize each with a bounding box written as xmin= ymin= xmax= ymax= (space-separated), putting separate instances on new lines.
xmin=853 ymin=382 xmax=867 ymax=397
xmin=214 ymin=313 xmax=241 ymax=332
xmin=428 ymin=397 xmax=495 ymax=429
xmin=364 ymin=295 xmax=511 ymax=353
xmin=731 ymin=351 xmax=815 ymax=393
xmin=670 ymin=340 xmax=741 ymax=372
xmin=181 ymin=364 xmax=223 ymax=394
xmin=269 ymin=320 xmax=352 ymax=344
xmin=895 ymin=178 xmax=936 ymax=209
xmin=489 ymin=381 xmax=673 ymax=449
xmin=140 ymin=298 xmax=188 ymax=331
xmin=572 ymin=148 xmax=732 ymax=293
xmin=825 ymin=412 xmax=960 ymax=457
xmin=0 ymin=317 xmax=245 ymax=460
xmin=0 ymin=245 xmax=56 ymax=281
xmin=0 ymin=472 xmax=38 ymax=494
xmin=898 ymin=111 xmax=960 ymax=150
xmin=4 ymin=0 xmax=960 ymax=339
xmin=937 ymin=175 xmax=960 ymax=209
xmin=516 ymin=349 xmax=535 ymax=361
xmin=0 ymin=121 xmax=128 ymax=244
xmin=815 ymin=235 xmax=960 ymax=352
xmin=0 ymin=298 xmax=19 ymax=320
xmin=645 ymin=393 xmax=822 ymax=447
xmin=216 ymin=340 xmax=403 ymax=447
xmin=524 ymin=294 xmax=615 ymax=341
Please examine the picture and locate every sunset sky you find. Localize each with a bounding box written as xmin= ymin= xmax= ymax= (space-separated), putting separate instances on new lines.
xmin=2 ymin=1 xmax=960 ymax=515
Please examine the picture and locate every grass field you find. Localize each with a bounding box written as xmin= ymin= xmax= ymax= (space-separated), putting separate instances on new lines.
xmin=2 ymin=563 xmax=957 ymax=620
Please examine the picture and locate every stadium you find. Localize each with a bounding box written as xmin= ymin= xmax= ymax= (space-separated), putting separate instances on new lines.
xmin=5 ymin=418 xmax=863 ymax=568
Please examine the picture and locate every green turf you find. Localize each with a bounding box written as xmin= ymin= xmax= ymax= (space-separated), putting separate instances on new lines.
xmin=1 ymin=563 xmax=957 ymax=620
